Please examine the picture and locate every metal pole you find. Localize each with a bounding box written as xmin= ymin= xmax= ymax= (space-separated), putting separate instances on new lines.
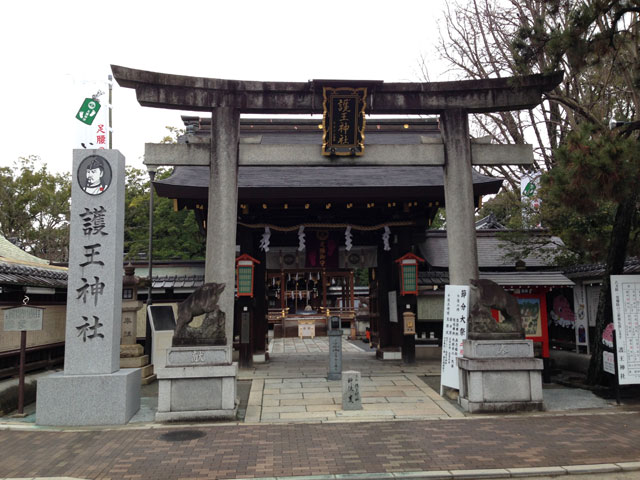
xmin=18 ymin=330 xmax=26 ymax=414
xmin=612 ymin=329 xmax=621 ymax=406
xmin=108 ymin=74 xmax=113 ymax=149
xmin=144 ymin=169 xmax=156 ymax=357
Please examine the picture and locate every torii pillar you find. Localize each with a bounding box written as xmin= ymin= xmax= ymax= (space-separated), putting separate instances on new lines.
xmin=441 ymin=108 xmax=479 ymax=286
xmin=206 ymin=107 xmax=240 ymax=350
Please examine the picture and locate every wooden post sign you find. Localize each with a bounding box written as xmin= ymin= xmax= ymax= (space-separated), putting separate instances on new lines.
xmin=3 ymin=306 xmax=44 ymax=332
xmin=322 ymin=87 xmax=367 ymax=156
xmin=3 ymin=305 xmax=43 ymax=415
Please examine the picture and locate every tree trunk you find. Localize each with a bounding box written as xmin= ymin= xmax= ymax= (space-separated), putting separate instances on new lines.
xmin=587 ymin=193 xmax=638 ymax=385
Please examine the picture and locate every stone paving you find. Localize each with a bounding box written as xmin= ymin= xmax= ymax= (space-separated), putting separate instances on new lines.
xmin=2 ymin=337 xmax=638 ymax=479
xmin=239 ymin=337 xmax=454 ymax=422
xmin=1 ymin=412 xmax=640 ymax=479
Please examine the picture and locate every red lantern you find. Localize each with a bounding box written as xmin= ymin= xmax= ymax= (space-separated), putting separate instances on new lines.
xmin=235 ymin=254 xmax=261 ymax=298
xmin=395 ymin=253 xmax=425 ymax=295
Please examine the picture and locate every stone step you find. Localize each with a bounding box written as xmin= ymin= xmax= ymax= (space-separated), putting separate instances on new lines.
xmin=141 ymin=374 xmax=157 ymax=385
xmin=140 ymin=364 xmax=154 ymax=378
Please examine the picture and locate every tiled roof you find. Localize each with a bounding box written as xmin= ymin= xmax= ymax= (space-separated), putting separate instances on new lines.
xmin=0 ymin=235 xmax=50 ymax=265
xmin=419 ymin=230 xmax=563 ymax=269
xmin=151 ymin=274 xmax=205 ymax=290
xmin=0 ymin=234 xmax=67 ymax=288
xmin=564 ymin=257 xmax=640 ymax=280
xmin=0 ymin=260 xmax=67 ymax=288
xmin=418 ymin=270 xmax=573 ymax=287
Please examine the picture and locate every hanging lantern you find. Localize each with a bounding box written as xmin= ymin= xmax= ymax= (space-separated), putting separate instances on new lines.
xmin=395 ymin=253 xmax=425 ymax=295
xmin=236 ymin=254 xmax=261 ymax=298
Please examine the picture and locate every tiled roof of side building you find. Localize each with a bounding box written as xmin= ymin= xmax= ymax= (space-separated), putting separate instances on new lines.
xmin=0 ymin=234 xmax=68 ymax=287
xmin=419 ymin=229 xmax=565 ymax=269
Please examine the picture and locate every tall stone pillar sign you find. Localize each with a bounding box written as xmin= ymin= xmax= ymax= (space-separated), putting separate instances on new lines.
xmin=37 ymin=150 xmax=141 ymax=426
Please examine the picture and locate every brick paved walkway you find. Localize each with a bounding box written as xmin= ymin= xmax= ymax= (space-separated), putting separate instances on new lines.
xmin=1 ymin=412 xmax=639 ymax=479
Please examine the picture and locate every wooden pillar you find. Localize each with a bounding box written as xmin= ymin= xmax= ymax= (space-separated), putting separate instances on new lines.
xmin=252 ymin=243 xmax=267 ymax=357
xmin=322 ymin=269 xmax=328 ymax=311
xmin=349 ymin=271 xmax=355 ymax=311
xmin=377 ymin=242 xmax=393 ymax=349
xmin=205 ymin=106 xmax=240 ymax=351
xmin=441 ymin=108 xmax=479 ymax=286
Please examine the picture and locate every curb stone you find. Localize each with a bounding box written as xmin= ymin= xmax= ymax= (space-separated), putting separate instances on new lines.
xmin=227 ymin=462 xmax=640 ymax=480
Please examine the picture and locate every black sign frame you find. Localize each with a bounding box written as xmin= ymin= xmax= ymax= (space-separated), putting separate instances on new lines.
xmin=322 ymin=87 xmax=367 ymax=156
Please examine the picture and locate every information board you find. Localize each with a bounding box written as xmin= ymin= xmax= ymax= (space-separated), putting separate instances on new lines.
xmin=603 ymin=351 xmax=616 ymax=375
xmin=440 ymin=285 xmax=469 ymax=391
xmin=3 ymin=306 xmax=43 ymax=331
xmin=610 ymin=275 xmax=640 ymax=385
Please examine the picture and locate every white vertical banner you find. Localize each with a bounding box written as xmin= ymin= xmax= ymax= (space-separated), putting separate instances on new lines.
xmin=73 ymin=79 xmax=110 ymax=150
xmin=440 ymin=285 xmax=469 ymax=392
xmin=573 ymin=283 xmax=590 ymax=353
xmin=610 ymin=275 xmax=640 ymax=385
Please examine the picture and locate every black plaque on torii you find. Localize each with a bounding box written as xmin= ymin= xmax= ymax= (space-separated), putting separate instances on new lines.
xmin=322 ymin=87 xmax=367 ymax=156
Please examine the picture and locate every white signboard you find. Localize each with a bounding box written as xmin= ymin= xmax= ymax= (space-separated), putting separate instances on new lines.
xmin=388 ymin=291 xmax=398 ymax=323
xmin=3 ymin=306 xmax=43 ymax=331
xmin=573 ymin=284 xmax=590 ymax=352
xmin=440 ymin=285 xmax=469 ymax=392
xmin=603 ymin=351 xmax=615 ymax=375
xmin=610 ymin=275 xmax=640 ymax=385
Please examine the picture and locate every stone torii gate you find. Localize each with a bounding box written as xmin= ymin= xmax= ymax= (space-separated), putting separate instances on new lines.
xmin=112 ymin=65 xmax=562 ymax=356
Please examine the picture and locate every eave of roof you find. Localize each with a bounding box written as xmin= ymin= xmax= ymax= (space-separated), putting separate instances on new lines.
xmin=0 ymin=260 xmax=68 ymax=288
xmin=418 ymin=270 xmax=574 ymax=288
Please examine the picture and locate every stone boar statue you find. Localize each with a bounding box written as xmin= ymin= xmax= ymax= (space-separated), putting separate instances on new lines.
xmin=173 ymin=282 xmax=226 ymax=346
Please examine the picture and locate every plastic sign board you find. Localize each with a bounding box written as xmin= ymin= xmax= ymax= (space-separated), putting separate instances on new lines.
xmin=610 ymin=275 xmax=640 ymax=385
xmin=441 ymin=285 xmax=469 ymax=391
xmin=603 ymin=351 xmax=615 ymax=375
xmin=76 ymin=97 xmax=102 ymax=125
xmin=3 ymin=306 xmax=43 ymax=331
xmin=73 ymin=80 xmax=110 ymax=150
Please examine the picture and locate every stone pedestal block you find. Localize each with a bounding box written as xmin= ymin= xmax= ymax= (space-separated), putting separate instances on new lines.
xmin=457 ymin=339 xmax=543 ymax=413
xmin=120 ymin=355 xmax=150 ymax=368
xmin=36 ymin=368 xmax=141 ymax=426
xmin=155 ymin=346 xmax=237 ymax=422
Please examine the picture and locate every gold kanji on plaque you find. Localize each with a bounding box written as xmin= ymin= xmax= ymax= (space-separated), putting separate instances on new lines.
xmin=322 ymin=87 xmax=367 ymax=156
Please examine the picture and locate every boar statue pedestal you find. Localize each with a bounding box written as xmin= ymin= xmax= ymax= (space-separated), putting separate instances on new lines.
xmin=155 ymin=283 xmax=237 ymax=422
xmin=457 ymin=279 xmax=543 ymax=413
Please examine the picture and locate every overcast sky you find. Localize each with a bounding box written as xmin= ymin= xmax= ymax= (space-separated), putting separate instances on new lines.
xmin=1 ymin=0 xmax=451 ymax=174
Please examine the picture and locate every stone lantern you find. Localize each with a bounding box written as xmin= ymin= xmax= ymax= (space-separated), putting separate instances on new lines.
xmin=120 ymin=263 xmax=155 ymax=384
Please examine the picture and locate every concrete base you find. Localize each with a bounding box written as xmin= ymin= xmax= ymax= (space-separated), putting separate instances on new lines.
xmin=376 ymin=349 xmax=402 ymax=360
xmin=458 ymin=339 xmax=544 ymax=413
xmin=156 ymin=346 xmax=237 ymax=422
xmin=36 ymin=368 xmax=141 ymax=426
xmin=253 ymin=353 xmax=266 ymax=363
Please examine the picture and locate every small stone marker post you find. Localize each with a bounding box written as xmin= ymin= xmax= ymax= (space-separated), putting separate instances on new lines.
xmin=342 ymin=370 xmax=362 ymax=410
xmin=328 ymin=315 xmax=342 ymax=380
